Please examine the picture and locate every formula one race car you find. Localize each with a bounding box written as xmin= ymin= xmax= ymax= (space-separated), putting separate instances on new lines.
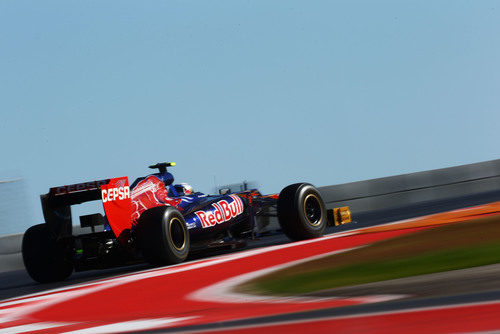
xmin=22 ymin=162 xmax=351 ymax=283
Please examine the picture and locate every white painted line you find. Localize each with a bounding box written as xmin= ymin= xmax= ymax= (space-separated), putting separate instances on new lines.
xmin=189 ymin=246 xmax=408 ymax=305
xmin=347 ymin=294 xmax=410 ymax=303
xmin=0 ymin=322 xmax=70 ymax=334
xmin=62 ymin=317 xmax=196 ymax=334
xmin=189 ymin=248 xmax=360 ymax=304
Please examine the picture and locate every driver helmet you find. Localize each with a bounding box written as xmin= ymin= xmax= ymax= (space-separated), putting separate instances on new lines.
xmin=174 ymin=183 xmax=193 ymax=196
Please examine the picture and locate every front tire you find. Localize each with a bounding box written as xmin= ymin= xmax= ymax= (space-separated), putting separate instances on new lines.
xmin=277 ymin=183 xmax=327 ymax=241
xmin=136 ymin=206 xmax=190 ymax=266
xmin=22 ymin=224 xmax=73 ymax=283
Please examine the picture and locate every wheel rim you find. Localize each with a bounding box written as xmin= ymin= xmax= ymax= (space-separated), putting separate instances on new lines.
xmin=303 ymin=194 xmax=323 ymax=227
xmin=169 ymin=217 xmax=186 ymax=251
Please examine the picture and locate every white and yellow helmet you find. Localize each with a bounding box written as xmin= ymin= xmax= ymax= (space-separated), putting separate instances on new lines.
xmin=174 ymin=183 xmax=193 ymax=196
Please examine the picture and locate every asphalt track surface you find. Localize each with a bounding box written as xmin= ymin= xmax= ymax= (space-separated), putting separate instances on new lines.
xmin=1 ymin=193 xmax=500 ymax=333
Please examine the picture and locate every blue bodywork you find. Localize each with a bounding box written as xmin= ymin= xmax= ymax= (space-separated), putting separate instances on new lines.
xmin=129 ymin=171 xmax=253 ymax=241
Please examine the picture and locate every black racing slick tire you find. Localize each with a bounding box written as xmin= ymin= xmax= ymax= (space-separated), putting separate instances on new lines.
xmin=136 ymin=206 xmax=190 ymax=266
xmin=22 ymin=224 xmax=73 ymax=283
xmin=277 ymin=183 xmax=327 ymax=241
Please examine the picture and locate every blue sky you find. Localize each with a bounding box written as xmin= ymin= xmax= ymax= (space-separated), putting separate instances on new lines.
xmin=1 ymin=1 xmax=499 ymax=234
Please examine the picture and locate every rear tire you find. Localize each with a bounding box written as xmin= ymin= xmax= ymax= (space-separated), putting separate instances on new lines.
xmin=22 ymin=224 xmax=73 ymax=283
xmin=277 ymin=183 xmax=327 ymax=241
xmin=136 ymin=206 xmax=190 ymax=265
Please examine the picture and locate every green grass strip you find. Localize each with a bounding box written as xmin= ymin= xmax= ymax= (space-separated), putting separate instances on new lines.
xmin=253 ymin=242 xmax=500 ymax=295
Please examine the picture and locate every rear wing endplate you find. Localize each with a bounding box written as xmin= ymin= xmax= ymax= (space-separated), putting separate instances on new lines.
xmin=42 ymin=177 xmax=132 ymax=243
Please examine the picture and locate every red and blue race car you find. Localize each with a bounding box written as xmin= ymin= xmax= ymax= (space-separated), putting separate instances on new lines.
xmin=22 ymin=162 xmax=351 ymax=283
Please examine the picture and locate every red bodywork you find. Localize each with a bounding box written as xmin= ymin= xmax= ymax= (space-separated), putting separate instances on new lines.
xmin=129 ymin=176 xmax=182 ymax=225
xmin=100 ymin=177 xmax=132 ymax=243
xmin=100 ymin=176 xmax=183 ymax=243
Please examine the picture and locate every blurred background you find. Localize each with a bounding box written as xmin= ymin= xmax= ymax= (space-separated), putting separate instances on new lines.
xmin=0 ymin=178 xmax=33 ymax=235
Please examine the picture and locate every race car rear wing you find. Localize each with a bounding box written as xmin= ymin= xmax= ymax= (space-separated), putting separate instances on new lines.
xmin=46 ymin=180 xmax=111 ymax=206
xmin=41 ymin=177 xmax=132 ymax=242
